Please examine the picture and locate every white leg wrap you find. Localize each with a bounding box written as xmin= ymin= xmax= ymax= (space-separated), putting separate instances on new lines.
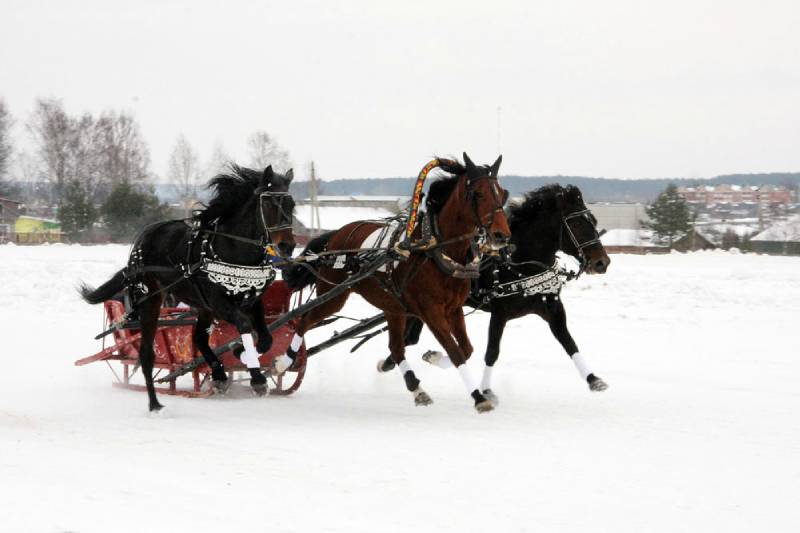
xmin=289 ymin=334 xmax=303 ymax=352
xmin=457 ymin=364 xmax=479 ymax=395
xmin=399 ymin=360 xmax=412 ymax=374
xmin=240 ymin=333 xmax=261 ymax=369
xmin=571 ymin=352 xmax=592 ymax=380
xmin=480 ymin=365 xmax=493 ymax=391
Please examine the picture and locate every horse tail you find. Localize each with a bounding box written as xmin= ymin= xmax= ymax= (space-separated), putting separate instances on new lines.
xmin=283 ymin=231 xmax=336 ymax=291
xmin=79 ymin=269 xmax=127 ymax=304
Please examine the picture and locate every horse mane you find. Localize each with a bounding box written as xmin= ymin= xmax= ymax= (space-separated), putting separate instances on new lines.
xmin=425 ymin=157 xmax=492 ymax=215
xmin=508 ymin=184 xmax=572 ymax=228
xmin=195 ymin=164 xmax=263 ymax=224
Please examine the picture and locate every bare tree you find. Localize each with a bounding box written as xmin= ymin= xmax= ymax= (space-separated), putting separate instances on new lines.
xmin=14 ymin=150 xmax=40 ymax=183
xmin=167 ymin=133 xmax=200 ymax=213
xmin=0 ymin=98 xmax=14 ymax=195
xmin=202 ymin=141 xmax=231 ymax=183
xmin=93 ymin=110 xmax=151 ymax=188
xmin=246 ymin=130 xmax=291 ymax=172
xmin=27 ymin=98 xmax=73 ymax=204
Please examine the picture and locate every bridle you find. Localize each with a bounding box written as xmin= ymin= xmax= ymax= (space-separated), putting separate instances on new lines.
xmin=561 ymin=208 xmax=602 ymax=265
xmin=203 ymin=188 xmax=294 ymax=253
xmin=257 ymin=189 xmax=294 ymax=239
xmin=465 ymin=173 xmax=509 ymax=239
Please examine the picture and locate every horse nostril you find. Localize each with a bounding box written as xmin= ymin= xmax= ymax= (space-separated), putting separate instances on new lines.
xmin=594 ymin=258 xmax=609 ymax=273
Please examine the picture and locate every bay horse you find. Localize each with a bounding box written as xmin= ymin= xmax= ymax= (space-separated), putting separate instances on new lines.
xmin=80 ymin=165 xmax=296 ymax=411
xmin=283 ymin=154 xmax=511 ymax=412
xmin=379 ymin=184 xmax=611 ymax=405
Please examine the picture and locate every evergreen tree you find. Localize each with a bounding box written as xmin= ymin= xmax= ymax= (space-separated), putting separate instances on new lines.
xmin=101 ymin=182 xmax=168 ymax=242
xmin=59 ymin=179 xmax=97 ymax=239
xmin=643 ymin=184 xmax=692 ymax=248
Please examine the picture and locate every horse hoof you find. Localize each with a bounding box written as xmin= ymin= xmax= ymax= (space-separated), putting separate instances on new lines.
xmin=149 ymin=402 xmax=164 ymax=412
xmin=421 ymin=350 xmax=443 ymax=366
xmin=377 ymin=358 xmax=395 ymax=373
xmin=482 ymin=389 xmax=499 ymax=407
xmin=212 ymin=379 xmax=230 ymax=395
xmin=413 ymin=389 xmax=433 ymax=406
xmin=251 ymin=383 xmax=269 ymax=396
xmin=588 ymin=375 xmax=609 ymax=392
xmin=475 ymin=399 xmax=494 ymax=413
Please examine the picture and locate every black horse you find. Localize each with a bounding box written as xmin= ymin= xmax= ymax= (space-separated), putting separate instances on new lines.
xmin=379 ymin=184 xmax=610 ymax=404
xmin=81 ymin=165 xmax=296 ymax=411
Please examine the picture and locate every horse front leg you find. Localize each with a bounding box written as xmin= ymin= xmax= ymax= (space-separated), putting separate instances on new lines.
xmin=421 ymin=306 xmax=493 ymax=413
xmin=193 ymin=310 xmax=230 ymax=394
xmin=230 ymin=309 xmax=269 ymax=396
xmin=249 ymin=298 xmax=272 ymax=354
xmin=480 ymin=310 xmax=508 ymax=406
xmin=546 ymin=298 xmax=608 ymax=392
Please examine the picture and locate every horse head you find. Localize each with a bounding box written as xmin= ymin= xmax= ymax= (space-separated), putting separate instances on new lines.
xmin=257 ymin=165 xmax=296 ymax=257
xmin=447 ymin=152 xmax=511 ymax=249
xmin=556 ymin=185 xmax=610 ymax=274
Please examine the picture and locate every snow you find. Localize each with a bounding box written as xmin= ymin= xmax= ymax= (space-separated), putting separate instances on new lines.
xmin=752 ymin=215 xmax=800 ymax=242
xmin=2 ymin=245 xmax=800 ymax=532
xmin=293 ymin=205 xmax=396 ymax=230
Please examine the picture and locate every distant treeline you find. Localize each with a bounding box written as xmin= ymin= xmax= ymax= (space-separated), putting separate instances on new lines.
xmin=287 ymin=173 xmax=800 ymax=203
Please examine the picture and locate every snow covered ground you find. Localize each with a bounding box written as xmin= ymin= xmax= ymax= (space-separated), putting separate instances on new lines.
xmin=1 ymin=244 xmax=799 ymax=532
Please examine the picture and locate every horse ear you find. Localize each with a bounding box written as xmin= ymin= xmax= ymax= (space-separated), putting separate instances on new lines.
xmin=463 ymin=152 xmax=476 ymax=173
xmin=285 ymin=168 xmax=294 ymax=182
xmin=262 ymin=165 xmax=274 ymax=180
xmin=490 ymin=154 xmax=502 ymax=176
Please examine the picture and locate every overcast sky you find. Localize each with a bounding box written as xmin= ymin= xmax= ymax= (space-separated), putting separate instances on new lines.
xmin=1 ymin=0 xmax=798 ymax=181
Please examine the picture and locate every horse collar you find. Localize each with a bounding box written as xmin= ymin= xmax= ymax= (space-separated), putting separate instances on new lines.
xmin=424 ymin=211 xmax=481 ymax=279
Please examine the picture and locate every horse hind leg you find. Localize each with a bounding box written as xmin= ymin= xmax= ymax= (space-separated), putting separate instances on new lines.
xmin=138 ymin=293 xmax=164 ymax=412
xmin=377 ymin=316 xmax=425 ymax=373
xmin=385 ymin=314 xmax=432 ymax=406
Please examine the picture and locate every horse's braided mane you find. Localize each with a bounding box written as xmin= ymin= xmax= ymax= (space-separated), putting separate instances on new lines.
xmin=508 ymin=184 xmax=570 ymax=227
xmin=195 ymin=164 xmax=263 ymax=224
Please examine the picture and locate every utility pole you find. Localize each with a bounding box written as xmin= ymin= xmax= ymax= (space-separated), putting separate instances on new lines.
xmin=309 ymin=161 xmax=321 ymax=236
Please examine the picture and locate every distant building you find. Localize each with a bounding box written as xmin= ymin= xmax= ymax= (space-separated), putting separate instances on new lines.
xmin=678 ymin=184 xmax=794 ymax=206
xmin=586 ymin=203 xmax=649 ymax=230
xmin=750 ymin=215 xmax=800 ymax=255
xmin=0 ymin=197 xmax=25 ymax=243
xmin=672 ymin=229 xmax=717 ymax=252
xmin=600 ymin=229 xmax=668 ymax=254
xmin=14 ymin=215 xmax=62 ymax=244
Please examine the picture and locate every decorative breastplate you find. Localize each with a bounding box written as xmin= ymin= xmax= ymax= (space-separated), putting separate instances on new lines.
xmin=494 ymin=267 xmax=562 ymax=298
xmin=201 ymin=259 xmax=276 ymax=295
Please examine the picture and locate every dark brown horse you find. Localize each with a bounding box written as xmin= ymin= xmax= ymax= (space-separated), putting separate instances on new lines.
xmin=283 ymin=154 xmax=511 ymax=412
